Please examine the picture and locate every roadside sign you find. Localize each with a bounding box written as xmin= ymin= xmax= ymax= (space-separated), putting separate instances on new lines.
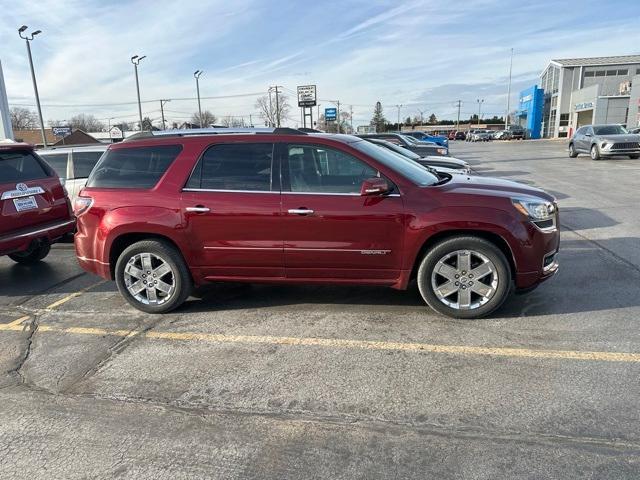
xmin=297 ymin=85 xmax=317 ymax=107
xmin=52 ymin=126 xmax=72 ymax=137
xmin=109 ymin=126 xmax=123 ymax=139
xmin=325 ymin=107 xmax=337 ymax=121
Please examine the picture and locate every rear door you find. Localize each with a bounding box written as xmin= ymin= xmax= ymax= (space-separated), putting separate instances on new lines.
xmin=180 ymin=142 xmax=284 ymax=279
xmin=280 ymin=142 xmax=404 ymax=282
xmin=0 ymin=148 xmax=70 ymax=237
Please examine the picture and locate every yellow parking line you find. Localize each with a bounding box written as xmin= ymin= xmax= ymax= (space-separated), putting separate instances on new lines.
xmin=4 ymin=315 xmax=31 ymax=327
xmin=0 ymin=322 xmax=638 ymax=363
xmin=44 ymin=280 xmax=108 ymax=310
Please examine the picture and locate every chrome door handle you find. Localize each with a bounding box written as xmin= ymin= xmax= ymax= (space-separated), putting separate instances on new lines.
xmin=186 ymin=206 xmax=210 ymax=213
xmin=288 ymin=208 xmax=314 ymax=215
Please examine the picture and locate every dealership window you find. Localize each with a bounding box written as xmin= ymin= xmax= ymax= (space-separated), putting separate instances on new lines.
xmin=595 ymin=71 xmax=605 ymax=77
xmin=606 ymin=70 xmax=617 ymax=76
xmin=559 ymin=114 xmax=569 ymax=127
xmin=618 ymin=69 xmax=628 ymax=76
xmin=637 ymin=68 xmax=640 ymax=75
xmin=584 ymin=71 xmax=595 ymax=77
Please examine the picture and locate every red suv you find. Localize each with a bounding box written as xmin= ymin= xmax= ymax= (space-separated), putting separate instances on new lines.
xmin=1 ymin=143 xmax=75 ymax=264
xmin=74 ymin=129 xmax=559 ymax=318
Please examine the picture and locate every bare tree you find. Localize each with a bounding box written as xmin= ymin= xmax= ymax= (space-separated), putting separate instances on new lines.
xmin=220 ymin=116 xmax=246 ymax=128
xmin=255 ymin=93 xmax=290 ymax=127
xmin=10 ymin=107 xmax=39 ymax=130
xmin=190 ymin=110 xmax=217 ymax=127
xmin=68 ymin=114 xmax=105 ymax=131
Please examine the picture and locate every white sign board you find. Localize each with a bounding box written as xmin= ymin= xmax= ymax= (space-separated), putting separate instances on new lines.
xmin=109 ymin=126 xmax=123 ymax=139
xmin=297 ymin=85 xmax=317 ymax=107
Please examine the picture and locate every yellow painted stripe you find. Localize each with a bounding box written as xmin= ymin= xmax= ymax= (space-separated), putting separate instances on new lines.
xmin=4 ymin=315 xmax=30 ymax=327
xmin=44 ymin=280 xmax=108 ymax=310
xmin=0 ymin=322 xmax=638 ymax=363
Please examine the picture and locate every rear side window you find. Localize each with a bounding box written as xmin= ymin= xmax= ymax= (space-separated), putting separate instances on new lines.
xmin=39 ymin=153 xmax=69 ymax=178
xmin=0 ymin=151 xmax=51 ymax=183
xmin=87 ymin=145 xmax=182 ymax=189
xmin=72 ymin=151 xmax=104 ymax=178
xmin=186 ymin=143 xmax=274 ymax=191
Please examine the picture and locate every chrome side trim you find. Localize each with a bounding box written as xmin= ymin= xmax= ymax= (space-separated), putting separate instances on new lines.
xmin=77 ymin=255 xmax=110 ymax=265
xmin=0 ymin=219 xmax=75 ymax=241
xmin=182 ymin=188 xmax=401 ymax=197
xmin=183 ymin=188 xmax=278 ymax=194
xmin=284 ymin=192 xmax=401 ymax=197
xmin=203 ymin=246 xmax=281 ymax=251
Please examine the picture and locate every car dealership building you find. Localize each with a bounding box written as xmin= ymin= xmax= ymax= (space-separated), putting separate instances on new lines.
xmin=522 ymin=55 xmax=640 ymax=138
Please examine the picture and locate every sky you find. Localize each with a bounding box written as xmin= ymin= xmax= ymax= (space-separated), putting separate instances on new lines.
xmin=1 ymin=0 xmax=639 ymax=129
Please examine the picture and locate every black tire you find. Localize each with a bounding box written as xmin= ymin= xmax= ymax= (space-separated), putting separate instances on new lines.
xmin=568 ymin=143 xmax=578 ymax=158
xmin=417 ymin=236 xmax=512 ymax=319
xmin=629 ymin=154 xmax=639 ymax=159
xmin=115 ymin=239 xmax=192 ymax=314
xmin=9 ymin=243 xmax=51 ymax=265
xmin=590 ymin=144 xmax=601 ymax=161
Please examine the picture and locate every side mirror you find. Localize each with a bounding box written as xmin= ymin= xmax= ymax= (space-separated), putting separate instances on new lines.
xmin=585 ymin=133 xmax=592 ymax=137
xmin=360 ymin=177 xmax=390 ymax=196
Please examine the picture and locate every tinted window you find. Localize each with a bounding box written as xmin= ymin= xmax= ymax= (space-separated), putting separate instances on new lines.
xmin=0 ymin=151 xmax=50 ymax=183
xmin=606 ymin=70 xmax=617 ymax=76
xmin=595 ymin=71 xmax=605 ymax=77
xmin=618 ymin=69 xmax=628 ymax=76
xmin=575 ymin=127 xmax=585 ymax=135
xmin=87 ymin=145 xmax=182 ymax=188
xmin=584 ymin=71 xmax=595 ymax=77
xmin=73 ymin=151 xmax=104 ymax=178
xmin=287 ymin=144 xmax=378 ymax=194
xmin=188 ymin=143 xmax=273 ymax=191
xmin=39 ymin=153 xmax=68 ymax=178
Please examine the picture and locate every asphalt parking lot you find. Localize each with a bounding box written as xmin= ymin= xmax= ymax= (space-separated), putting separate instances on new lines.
xmin=1 ymin=139 xmax=640 ymax=479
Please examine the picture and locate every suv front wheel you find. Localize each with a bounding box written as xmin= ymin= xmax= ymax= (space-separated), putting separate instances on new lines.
xmin=115 ymin=239 xmax=192 ymax=314
xmin=417 ymin=236 xmax=511 ymax=319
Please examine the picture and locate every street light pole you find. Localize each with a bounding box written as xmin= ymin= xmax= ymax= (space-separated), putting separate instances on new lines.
xmin=131 ymin=55 xmax=146 ymax=131
xmin=505 ymin=48 xmax=514 ymax=129
xmin=396 ymin=104 xmax=402 ymax=130
xmin=194 ymin=70 xmax=203 ymax=127
xmin=476 ymin=99 xmax=484 ymax=126
xmin=18 ymin=26 xmax=47 ymax=147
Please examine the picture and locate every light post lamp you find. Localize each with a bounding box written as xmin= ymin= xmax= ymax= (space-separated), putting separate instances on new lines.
xmin=18 ymin=25 xmax=47 ymax=147
xmin=194 ymin=70 xmax=203 ymax=127
xmin=395 ymin=104 xmax=403 ymax=130
xmin=131 ymin=55 xmax=146 ymax=131
xmin=476 ymin=99 xmax=484 ymax=126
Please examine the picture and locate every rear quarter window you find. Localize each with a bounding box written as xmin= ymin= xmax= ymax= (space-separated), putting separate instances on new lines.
xmin=38 ymin=153 xmax=69 ymax=178
xmin=72 ymin=151 xmax=104 ymax=178
xmin=86 ymin=145 xmax=182 ymax=189
xmin=0 ymin=151 xmax=51 ymax=183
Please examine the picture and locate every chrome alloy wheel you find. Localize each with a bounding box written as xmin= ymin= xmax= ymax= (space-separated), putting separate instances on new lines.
xmin=123 ymin=252 xmax=175 ymax=305
xmin=431 ymin=250 xmax=499 ymax=310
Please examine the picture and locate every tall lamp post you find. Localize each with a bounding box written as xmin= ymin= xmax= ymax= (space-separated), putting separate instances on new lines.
xmin=505 ymin=48 xmax=514 ymax=129
xmin=18 ymin=25 xmax=47 ymax=147
xmin=476 ymin=99 xmax=484 ymax=126
xmin=194 ymin=70 xmax=203 ymax=127
xmin=131 ymin=55 xmax=146 ymax=131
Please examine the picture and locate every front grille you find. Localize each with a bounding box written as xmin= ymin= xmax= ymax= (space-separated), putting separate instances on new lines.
xmin=611 ymin=142 xmax=640 ymax=150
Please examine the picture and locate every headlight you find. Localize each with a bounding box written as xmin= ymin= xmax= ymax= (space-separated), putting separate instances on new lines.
xmin=512 ymin=198 xmax=555 ymax=220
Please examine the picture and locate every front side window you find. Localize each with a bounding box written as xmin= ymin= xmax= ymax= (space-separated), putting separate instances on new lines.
xmin=87 ymin=145 xmax=182 ymax=189
xmin=286 ymin=144 xmax=378 ymax=194
xmin=187 ymin=143 xmax=274 ymax=191
xmin=39 ymin=153 xmax=69 ymax=178
xmin=0 ymin=151 xmax=51 ymax=183
xmin=73 ymin=151 xmax=104 ymax=178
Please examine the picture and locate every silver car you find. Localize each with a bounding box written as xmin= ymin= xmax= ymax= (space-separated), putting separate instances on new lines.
xmin=569 ymin=124 xmax=640 ymax=160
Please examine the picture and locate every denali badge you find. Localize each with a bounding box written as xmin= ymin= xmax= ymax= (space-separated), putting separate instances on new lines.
xmin=360 ymin=250 xmax=390 ymax=255
xmin=1 ymin=184 xmax=46 ymax=200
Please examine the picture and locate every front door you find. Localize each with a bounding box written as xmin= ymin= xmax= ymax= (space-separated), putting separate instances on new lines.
xmin=181 ymin=142 xmax=283 ymax=279
xmin=280 ymin=143 xmax=405 ymax=283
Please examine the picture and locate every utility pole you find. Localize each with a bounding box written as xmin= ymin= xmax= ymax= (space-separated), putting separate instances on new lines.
xmin=274 ymin=86 xmax=281 ymax=127
xmin=316 ymin=103 xmax=321 ymax=128
xmin=455 ymin=100 xmax=461 ymax=130
xmin=249 ymin=114 xmax=253 ymax=127
xmin=18 ymin=26 xmax=47 ymax=147
xmin=159 ymin=99 xmax=170 ymax=130
xmin=505 ymin=48 xmax=514 ymax=129
xmin=194 ymin=70 xmax=203 ymax=127
xmin=336 ymin=100 xmax=341 ymax=133
xmin=268 ymin=89 xmax=273 ymax=127
xmin=131 ymin=55 xmax=146 ymax=131
xmin=476 ymin=99 xmax=484 ymax=126
xmin=395 ymin=104 xmax=402 ymax=130
xmin=350 ymin=105 xmax=353 ymax=133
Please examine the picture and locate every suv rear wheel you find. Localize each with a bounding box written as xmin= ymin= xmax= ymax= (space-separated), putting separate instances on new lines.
xmin=417 ymin=236 xmax=511 ymax=319
xmin=115 ymin=239 xmax=192 ymax=314
xmin=9 ymin=243 xmax=51 ymax=265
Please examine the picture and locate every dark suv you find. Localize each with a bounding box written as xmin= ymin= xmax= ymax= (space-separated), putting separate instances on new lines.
xmin=1 ymin=142 xmax=75 ymax=264
xmin=74 ymin=128 xmax=559 ymax=319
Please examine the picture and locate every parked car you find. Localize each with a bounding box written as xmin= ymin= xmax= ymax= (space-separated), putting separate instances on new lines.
xmin=468 ymin=130 xmax=493 ymax=142
xmin=363 ymin=138 xmax=471 ymax=173
xmin=568 ymin=124 xmax=640 ymax=160
xmin=629 ymin=127 xmax=640 ymax=135
xmin=38 ymin=144 xmax=108 ymax=202
xmin=0 ymin=142 xmax=75 ymax=264
xmin=508 ymin=126 xmax=525 ymax=140
xmin=493 ymin=130 xmax=513 ymax=140
xmin=356 ymin=133 xmax=449 ymax=156
xmin=454 ymin=131 xmax=466 ymax=141
xmin=400 ymin=131 xmax=449 ymax=148
xmin=75 ymin=127 xmax=559 ymax=319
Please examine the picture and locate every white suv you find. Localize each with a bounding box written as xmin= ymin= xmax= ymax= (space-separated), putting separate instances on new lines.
xmin=38 ymin=145 xmax=107 ymax=201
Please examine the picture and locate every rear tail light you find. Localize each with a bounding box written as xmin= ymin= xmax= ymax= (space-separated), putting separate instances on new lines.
xmin=73 ymin=196 xmax=93 ymax=216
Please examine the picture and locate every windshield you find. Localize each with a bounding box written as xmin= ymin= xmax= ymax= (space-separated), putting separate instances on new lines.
xmin=402 ymin=135 xmax=419 ymax=144
xmin=351 ymin=140 xmax=439 ymax=186
xmin=593 ymin=125 xmax=628 ymax=135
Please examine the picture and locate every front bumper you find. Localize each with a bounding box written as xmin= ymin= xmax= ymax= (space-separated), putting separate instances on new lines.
xmin=600 ymin=147 xmax=640 ymax=156
xmin=0 ymin=218 xmax=76 ymax=256
xmin=513 ymin=216 xmax=560 ymax=290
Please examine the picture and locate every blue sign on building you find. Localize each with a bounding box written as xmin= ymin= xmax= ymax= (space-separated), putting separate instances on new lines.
xmin=517 ymin=85 xmax=544 ymax=139
xmin=325 ymin=107 xmax=337 ymax=121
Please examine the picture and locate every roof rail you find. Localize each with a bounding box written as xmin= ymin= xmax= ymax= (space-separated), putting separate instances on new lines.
xmin=123 ymin=127 xmax=307 ymax=142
